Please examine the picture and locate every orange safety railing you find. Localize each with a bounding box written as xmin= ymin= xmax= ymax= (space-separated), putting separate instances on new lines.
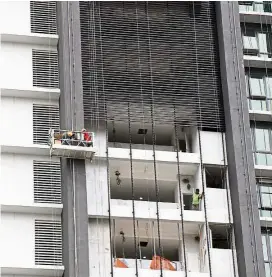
xmin=150 ymin=255 xmax=176 ymax=271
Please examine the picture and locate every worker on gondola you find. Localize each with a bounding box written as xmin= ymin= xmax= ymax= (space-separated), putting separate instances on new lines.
xmin=81 ymin=128 xmax=93 ymax=147
xmin=61 ymin=131 xmax=74 ymax=145
xmin=192 ymin=189 xmax=203 ymax=211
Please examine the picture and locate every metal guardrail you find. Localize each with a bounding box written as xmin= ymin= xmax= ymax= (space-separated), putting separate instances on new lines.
xmin=48 ymin=129 xmax=95 ymax=148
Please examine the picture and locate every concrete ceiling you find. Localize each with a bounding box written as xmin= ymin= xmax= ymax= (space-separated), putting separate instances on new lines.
xmin=108 ymin=121 xmax=174 ymax=145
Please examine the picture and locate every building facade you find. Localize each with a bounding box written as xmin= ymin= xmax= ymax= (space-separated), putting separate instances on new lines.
xmin=0 ymin=2 xmax=271 ymax=277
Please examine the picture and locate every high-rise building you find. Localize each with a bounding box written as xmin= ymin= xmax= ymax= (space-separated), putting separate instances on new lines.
xmin=0 ymin=2 xmax=271 ymax=277
xmin=238 ymin=1 xmax=272 ymax=277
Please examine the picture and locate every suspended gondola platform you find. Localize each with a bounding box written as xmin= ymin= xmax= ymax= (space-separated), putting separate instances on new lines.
xmin=48 ymin=129 xmax=96 ymax=160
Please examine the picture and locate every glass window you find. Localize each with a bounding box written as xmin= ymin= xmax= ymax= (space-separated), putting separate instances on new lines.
xmin=267 ymin=154 xmax=272 ymax=165
xmin=265 ymin=262 xmax=271 ymax=277
xmin=243 ymin=34 xmax=258 ymax=50
xmin=262 ymin=193 xmax=272 ymax=208
xmin=239 ymin=2 xmax=254 ymax=12
xmin=255 ymin=128 xmax=271 ymax=151
xmin=263 ymin=235 xmax=269 ymax=260
xmin=250 ymin=99 xmax=267 ymax=110
xmin=258 ymin=33 xmax=269 ymax=55
xmin=255 ymin=1 xmax=265 ymax=12
xmin=266 ymin=77 xmax=272 ymax=98
xmin=249 ymin=76 xmax=266 ymax=96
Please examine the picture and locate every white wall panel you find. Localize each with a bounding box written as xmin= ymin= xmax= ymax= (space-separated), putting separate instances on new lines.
xmin=0 ymin=1 xmax=30 ymax=34
xmin=0 ymin=43 xmax=57 ymax=89
xmin=0 ymin=153 xmax=59 ymax=206
xmin=88 ymin=220 xmax=111 ymax=277
xmin=0 ymin=213 xmax=61 ymax=268
xmin=0 ymin=97 xmax=58 ymax=146
xmin=200 ymin=131 xmax=226 ymax=165
xmin=86 ymin=161 xmax=108 ymax=216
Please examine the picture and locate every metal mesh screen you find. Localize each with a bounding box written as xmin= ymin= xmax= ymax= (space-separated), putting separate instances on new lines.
xmin=34 ymin=161 xmax=61 ymax=204
xmin=35 ymin=220 xmax=62 ymax=265
xmin=32 ymin=49 xmax=59 ymax=89
xmin=30 ymin=1 xmax=57 ymax=35
xmin=80 ymin=1 xmax=225 ymax=130
xmin=33 ymin=104 xmax=60 ymax=145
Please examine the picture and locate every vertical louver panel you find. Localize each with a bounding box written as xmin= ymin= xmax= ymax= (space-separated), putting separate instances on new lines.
xmin=30 ymin=1 xmax=57 ymax=35
xmin=33 ymin=104 xmax=59 ymax=145
xmin=80 ymin=2 xmax=225 ymax=130
xmin=34 ymin=161 xmax=61 ymax=204
xmin=32 ymin=49 xmax=59 ymax=88
xmin=35 ymin=220 xmax=62 ymax=265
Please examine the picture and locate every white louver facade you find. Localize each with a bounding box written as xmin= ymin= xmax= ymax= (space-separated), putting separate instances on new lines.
xmin=0 ymin=1 xmax=63 ymax=277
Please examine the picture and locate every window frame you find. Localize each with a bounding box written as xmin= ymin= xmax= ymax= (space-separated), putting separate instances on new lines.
xmin=257 ymin=181 xmax=272 ymax=216
xmin=246 ymin=71 xmax=272 ymax=111
xmin=242 ymin=27 xmax=271 ymax=57
xmin=251 ymin=125 xmax=272 ymax=166
xmin=261 ymin=228 xmax=272 ymax=276
xmin=239 ymin=1 xmax=272 ymax=13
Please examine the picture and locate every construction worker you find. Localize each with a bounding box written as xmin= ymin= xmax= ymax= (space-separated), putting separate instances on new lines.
xmin=61 ymin=131 xmax=74 ymax=145
xmin=81 ymin=128 xmax=93 ymax=147
xmin=192 ymin=189 xmax=203 ymax=211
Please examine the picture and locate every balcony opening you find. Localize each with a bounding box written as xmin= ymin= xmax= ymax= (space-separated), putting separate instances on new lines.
xmin=107 ymin=121 xmax=195 ymax=153
xmin=108 ymin=121 xmax=173 ymax=149
xmin=205 ymin=166 xmax=226 ymax=189
xmin=110 ymin=176 xmax=176 ymax=203
xmin=183 ymin=194 xmax=193 ymax=210
xmin=111 ymin=219 xmax=200 ymax=271
xmin=210 ymin=224 xmax=232 ymax=249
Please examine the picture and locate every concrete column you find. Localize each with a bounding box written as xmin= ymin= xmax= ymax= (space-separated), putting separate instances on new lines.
xmin=216 ymin=2 xmax=265 ymax=277
xmin=57 ymin=2 xmax=90 ymax=277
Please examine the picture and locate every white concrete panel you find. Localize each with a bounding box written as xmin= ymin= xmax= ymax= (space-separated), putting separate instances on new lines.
xmin=108 ymin=147 xmax=200 ymax=164
xmin=109 ymin=200 xmax=205 ymax=224
xmin=206 ymin=188 xmax=232 ymax=224
xmin=210 ymin=249 xmax=235 ymax=277
xmin=185 ymin=235 xmax=200 ymax=272
xmin=86 ymin=161 xmax=108 ymax=216
xmin=0 ymin=43 xmax=57 ymax=90
xmin=0 ymin=97 xmax=58 ymax=146
xmin=1 ymin=43 xmax=33 ymax=88
xmin=200 ymin=131 xmax=226 ymax=165
xmin=1 ymin=97 xmax=33 ymax=145
xmin=0 ymin=213 xmax=61 ymax=268
xmin=88 ymin=220 xmax=111 ymax=277
xmin=2 ymin=275 xmax=49 ymax=277
xmin=1 ymin=153 xmax=59 ymax=206
xmin=0 ymin=1 xmax=30 ymax=34
xmin=113 ymin=268 xmax=209 ymax=277
xmin=1 ymin=213 xmax=34 ymax=267
xmin=191 ymin=128 xmax=200 ymax=154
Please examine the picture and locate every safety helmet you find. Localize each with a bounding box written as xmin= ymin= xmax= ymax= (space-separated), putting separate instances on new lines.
xmin=67 ymin=131 xmax=73 ymax=137
xmin=81 ymin=128 xmax=86 ymax=132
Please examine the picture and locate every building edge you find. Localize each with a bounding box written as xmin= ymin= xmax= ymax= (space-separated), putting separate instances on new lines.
xmin=216 ymin=2 xmax=265 ymax=277
xmin=57 ymin=2 xmax=90 ymax=277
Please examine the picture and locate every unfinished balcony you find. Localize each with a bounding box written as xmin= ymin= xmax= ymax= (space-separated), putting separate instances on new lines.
xmin=111 ymin=219 xmax=208 ymax=276
xmin=108 ymin=163 xmax=205 ymax=224
xmin=48 ymin=129 xmax=95 ymax=160
xmin=107 ymin=122 xmax=200 ymax=166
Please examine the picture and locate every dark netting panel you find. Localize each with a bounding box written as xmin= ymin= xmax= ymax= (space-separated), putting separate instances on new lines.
xmin=80 ymin=1 xmax=225 ymax=130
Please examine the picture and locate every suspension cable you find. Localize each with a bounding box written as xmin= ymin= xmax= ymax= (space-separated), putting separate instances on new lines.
xmin=128 ymin=102 xmax=139 ymax=276
xmin=221 ymin=132 xmax=238 ymax=277
xmin=204 ymin=2 xmax=237 ymax=275
xmin=146 ymin=2 xmax=163 ymax=275
xmin=191 ymin=2 xmax=213 ymax=276
xmin=173 ymin=106 xmax=188 ymax=276
xmin=97 ymin=1 xmax=114 ymax=276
